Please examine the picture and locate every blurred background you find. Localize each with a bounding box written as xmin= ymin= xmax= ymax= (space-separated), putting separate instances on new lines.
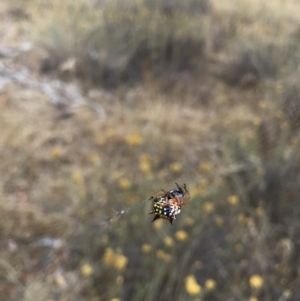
xmin=1 ymin=0 xmax=300 ymax=300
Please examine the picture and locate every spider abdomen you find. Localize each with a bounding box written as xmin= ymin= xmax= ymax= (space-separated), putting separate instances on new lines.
xmin=150 ymin=197 xmax=181 ymax=224
xmin=148 ymin=183 xmax=190 ymax=225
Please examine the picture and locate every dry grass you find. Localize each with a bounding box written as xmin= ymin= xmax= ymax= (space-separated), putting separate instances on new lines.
xmin=20 ymin=0 xmax=209 ymax=87
xmin=1 ymin=0 xmax=300 ymax=300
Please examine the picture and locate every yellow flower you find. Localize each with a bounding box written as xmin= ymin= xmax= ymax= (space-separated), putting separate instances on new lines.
xmin=280 ymin=121 xmax=289 ymax=130
xmin=156 ymin=249 xmax=171 ymax=262
xmin=205 ymin=278 xmax=217 ymax=290
xmin=184 ymin=217 xmax=195 ymax=226
xmin=141 ymin=244 xmax=152 ymax=253
xmin=116 ymin=276 xmax=124 ymax=285
xmin=235 ymin=243 xmax=243 ymax=252
xmin=175 ymin=230 xmax=188 ymax=242
xmin=164 ymin=236 xmax=174 ymax=247
xmin=249 ymin=274 xmax=264 ymax=289
xmin=189 ymin=185 xmax=199 ymax=198
xmin=72 ymin=170 xmax=84 ymax=185
xmin=200 ymin=178 xmax=209 ymax=187
xmin=283 ymin=290 xmax=292 ymax=298
xmin=96 ymin=136 xmax=106 ymax=145
xmin=170 ymin=162 xmax=182 ymax=173
xmin=105 ymin=128 xmax=116 ymax=137
xmin=227 ymin=195 xmax=239 ymax=205
xmin=276 ymin=83 xmax=284 ymax=95
xmin=118 ymin=178 xmax=131 ymax=189
xmin=255 ymin=207 xmax=265 ymax=216
xmin=281 ymin=278 xmax=287 ymax=285
xmin=194 ymin=261 xmax=203 ymax=269
xmin=247 ymin=217 xmax=255 ymax=226
xmin=249 ymin=297 xmax=258 ymax=301
xmin=103 ymin=248 xmax=115 ymax=266
xmin=203 ymin=201 xmax=214 ymax=213
xmin=110 ymin=298 xmax=121 ymax=301
xmin=103 ymin=248 xmax=128 ymax=270
xmin=214 ymin=216 xmax=224 ymax=227
xmin=199 ymin=162 xmax=212 ymax=172
xmin=88 ymin=152 xmax=100 ymax=163
xmin=125 ymin=194 xmax=137 ymax=204
xmin=102 ymin=234 xmax=108 ymax=244
xmin=111 ymin=171 xmax=122 ymax=180
xmin=197 ymin=178 xmax=209 ymax=196
xmin=55 ymin=273 xmax=67 ymax=288
xmin=275 ymin=110 xmax=284 ymax=119
xmin=125 ymin=133 xmax=143 ymax=145
xmin=51 ymin=147 xmax=62 ymax=158
xmin=258 ymin=100 xmax=268 ymax=109
xmin=238 ymin=213 xmax=247 ymax=223
xmin=139 ymin=154 xmax=151 ymax=174
xmin=252 ymin=117 xmax=262 ymax=126
xmin=81 ymin=263 xmax=93 ymax=276
xmin=153 ymin=219 xmax=163 ymax=230
xmin=114 ymin=254 xmax=128 ymax=270
xmin=185 ymin=275 xmax=202 ymax=295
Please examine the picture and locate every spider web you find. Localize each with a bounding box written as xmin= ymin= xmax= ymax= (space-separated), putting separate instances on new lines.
xmin=88 ymin=106 xmax=300 ymax=299
xmin=6 ymin=86 xmax=299 ymax=301
xmin=84 ymin=90 xmax=300 ymax=231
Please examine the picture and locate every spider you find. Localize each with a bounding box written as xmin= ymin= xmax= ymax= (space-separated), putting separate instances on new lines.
xmin=148 ymin=183 xmax=190 ymax=225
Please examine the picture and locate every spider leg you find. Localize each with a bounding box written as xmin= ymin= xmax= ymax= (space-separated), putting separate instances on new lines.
xmin=183 ymin=183 xmax=190 ymax=195
xmin=162 ymin=193 xmax=171 ymax=207
xmin=175 ymin=183 xmax=183 ymax=193
xmin=151 ymin=215 xmax=161 ymax=223
xmin=148 ymin=211 xmax=154 ymax=214
xmin=180 ymin=195 xmax=190 ymax=205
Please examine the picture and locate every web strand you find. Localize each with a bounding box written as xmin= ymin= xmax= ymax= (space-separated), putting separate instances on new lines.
xmin=69 ymin=91 xmax=300 ymax=231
